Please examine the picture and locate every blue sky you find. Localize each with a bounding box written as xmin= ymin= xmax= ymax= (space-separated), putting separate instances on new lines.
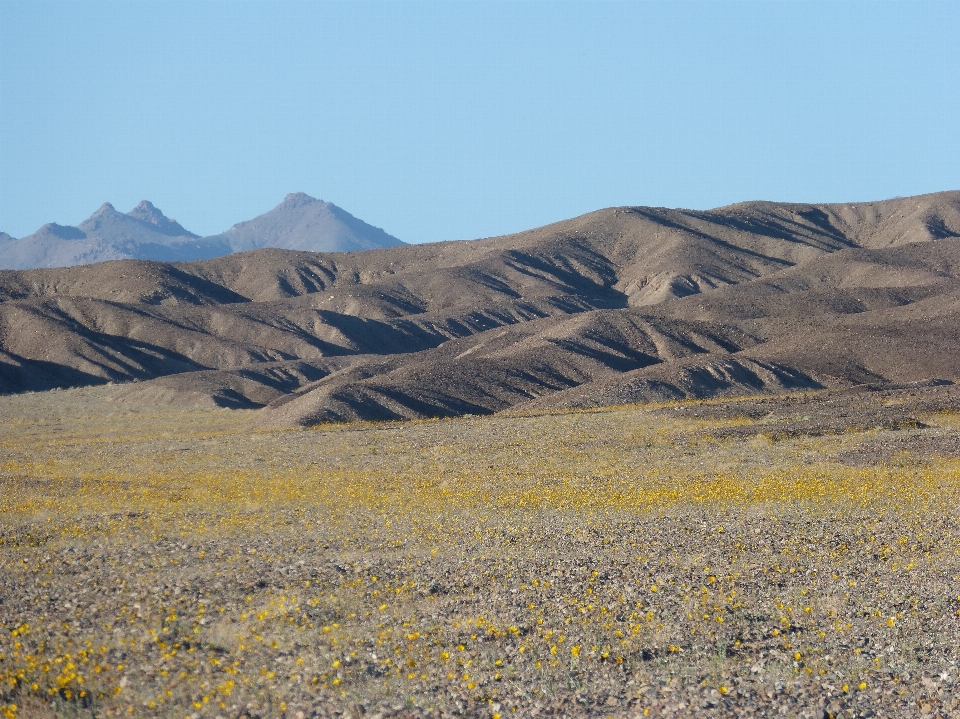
xmin=2 ymin=1 xmax=959 ymax=243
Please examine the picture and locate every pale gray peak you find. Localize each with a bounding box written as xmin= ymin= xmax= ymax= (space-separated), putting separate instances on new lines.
xmin=1 ymin=194 xmax=400 ymax=269
xmin=133 ymin=200 xmax=161 ymax=215
xmin=38 ymin=223 xmax=86 ymax=240
xmin=215 ymin=193 xmax=403 ymax=253
xmin=127 ymin=201 xmax=162 ymax=224
xmin=0 ymin=231 xmax=14 ymax=242
xmin=119 ymin=200 xmax=199 ymax=238
xmin=81 ymin=202 xmax=122 ymax=227
xmin=280 ymin=192 xmax=323 ymax=208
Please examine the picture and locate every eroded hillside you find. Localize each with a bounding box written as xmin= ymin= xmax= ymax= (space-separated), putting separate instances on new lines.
xmin=2 ymin=191 xmax=960 ymax=423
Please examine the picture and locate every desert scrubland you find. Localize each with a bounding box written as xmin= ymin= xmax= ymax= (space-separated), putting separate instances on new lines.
xmin=2 ymin=383 xmax=960 ymax=718
xmin=4 ymin=175 xmax=960 ymax=719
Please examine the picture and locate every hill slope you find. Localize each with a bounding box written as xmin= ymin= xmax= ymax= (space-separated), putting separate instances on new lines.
xmin=1 ymin=190 xmax=959 ymax=422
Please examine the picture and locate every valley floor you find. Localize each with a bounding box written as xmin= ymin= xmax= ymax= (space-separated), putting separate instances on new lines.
xmin=2 ymin=385 xmax=960 ymax=718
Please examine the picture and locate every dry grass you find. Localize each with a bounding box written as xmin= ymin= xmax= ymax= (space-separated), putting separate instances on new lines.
xmin=2 ymin=385 xmax=960 ymax=718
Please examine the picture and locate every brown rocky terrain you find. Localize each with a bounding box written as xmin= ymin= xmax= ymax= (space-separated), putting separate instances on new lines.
xmin=1 ymin=191 xmax=959 ymax=425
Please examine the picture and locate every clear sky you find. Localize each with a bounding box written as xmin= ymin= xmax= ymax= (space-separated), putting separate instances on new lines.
xmin=2 ymin=1 xmax=959 ymax=243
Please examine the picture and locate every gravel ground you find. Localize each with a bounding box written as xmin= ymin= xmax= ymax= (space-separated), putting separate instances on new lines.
xmin=2 ymin=385 xmax=960 ymax=718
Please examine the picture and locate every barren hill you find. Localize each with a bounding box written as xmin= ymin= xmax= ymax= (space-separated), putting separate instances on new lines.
xmin=1 ymin=190 xmax=959 ymax=423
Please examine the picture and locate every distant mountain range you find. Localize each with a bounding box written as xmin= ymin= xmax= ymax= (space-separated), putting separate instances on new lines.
xmin=3 ymin=190 xmax=960 ymax=425
xmin=0 ymin=194 xmax=404 ymax=270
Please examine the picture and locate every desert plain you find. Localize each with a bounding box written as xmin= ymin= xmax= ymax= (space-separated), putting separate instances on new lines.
xmin=3 ymin=380 xmax=960 ymax=719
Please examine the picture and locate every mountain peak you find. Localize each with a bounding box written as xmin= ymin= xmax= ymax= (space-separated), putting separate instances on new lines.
xmin=280 ymin=192 xmax=321 ymax=208
xmin=1 ymin=194 xmax=402 ymax=269
xmin=37 ymin=223 xmax=86 ymax=240
xmin=133 ymin=200 xmax=160 ymax=215
xmin=126 ymin=201 xmax=199 ymax=238
xmin=218 ymin=194 xmax=403 ymax=253
xmin=80 ymin=203 xmax=122 ymax=228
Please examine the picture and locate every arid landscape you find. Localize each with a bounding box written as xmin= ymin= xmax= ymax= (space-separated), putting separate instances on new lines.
xmin=2 ymin=382 xmax=960 ymax=718
xmin=3 ymin=191 xmax=960 ymax=717
xmin=3 ymin=191 xmax=960 ymax=426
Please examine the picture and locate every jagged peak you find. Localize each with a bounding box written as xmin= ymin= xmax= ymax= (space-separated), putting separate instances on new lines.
xmin=125 ymin=200 xmax=198 ymax=238
xmin=78 ymin=202 xmax=122 ymax=227
xmin=280 ymin=192 xmax=323 ymax=208
xmin=128 ymin=200 xmax=168 ymax=222
xmin=133 ymin=199 xmax=160 ymax=213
